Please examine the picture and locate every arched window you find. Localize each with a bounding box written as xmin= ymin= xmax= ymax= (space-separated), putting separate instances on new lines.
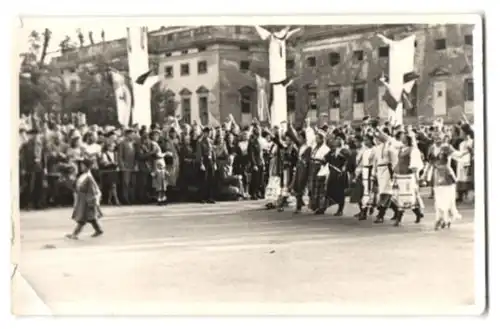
xmin=197 ymin=86 xmax=210 ymax=125
xmin=164 ymin=89 xmax=177 ymax=117
xmin=239 ymin=86 xmax=253 ymax=114
xmin=239 ymin=86 xmax=254 ymax=125
xmin=179 ymin=88 xmax=192 ymax=123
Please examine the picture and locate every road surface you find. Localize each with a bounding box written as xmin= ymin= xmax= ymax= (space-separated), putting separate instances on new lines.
xmin=14 ymin=197 xmax=481 ymax=315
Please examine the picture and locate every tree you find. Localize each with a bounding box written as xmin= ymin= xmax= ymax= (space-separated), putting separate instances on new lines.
xmin=19 ymin=28 xmax=53 ymax=116
xmin=39 ymin=28 xmax=52 ymax=66
xmin=88 ymin=31 xmax=95 ymax=45
xmin=59 ymin=35 xmax=77 ymax=54
xmin=77 ymin=29 xmax=85 ymax=47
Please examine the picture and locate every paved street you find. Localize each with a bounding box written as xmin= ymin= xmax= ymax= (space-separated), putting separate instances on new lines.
xmin=14 ymin=196 xmax=479 ymax=316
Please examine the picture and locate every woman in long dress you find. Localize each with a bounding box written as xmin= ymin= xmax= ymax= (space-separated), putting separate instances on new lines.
xmin=66 ymin=158 xmax=103 ymax=240
xmin=290 ymin=130 xmax=311 ymax=213
xmin=321 ymin=132 xmax=351 ymax=216
xmin=430 ymin=136 xmax=470 ymax=230
xmin=308 ymin=130 xmax=330 ymax=214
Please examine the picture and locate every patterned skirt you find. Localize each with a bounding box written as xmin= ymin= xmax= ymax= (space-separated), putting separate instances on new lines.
xmin=360 ymin=167 xmax=375 ymax=209
xmin=308 ymin=162 xmax=326 ymax=211
xmin=392 ymin=174 xmax=417 ymax=210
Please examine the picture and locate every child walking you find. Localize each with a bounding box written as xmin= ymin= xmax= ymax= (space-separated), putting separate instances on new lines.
xmin=66 ymin=158 xmax=103 ymax=240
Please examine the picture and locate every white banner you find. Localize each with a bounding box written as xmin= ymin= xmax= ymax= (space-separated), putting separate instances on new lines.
xmin=127 ymin=26 xmax=152 ymax=126
xmin=110 ymin=71 xmax=132 ymax=126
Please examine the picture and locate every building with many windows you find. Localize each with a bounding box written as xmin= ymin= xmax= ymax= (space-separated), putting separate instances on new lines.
xmin=49 ymin=24 xmax=475 ymax=125
xmin=289 ymin=24 xmax=474 ymax=124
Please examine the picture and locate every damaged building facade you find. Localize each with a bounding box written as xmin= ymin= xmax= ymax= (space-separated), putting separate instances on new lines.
xmin=50 ymin=24 xmax=475 ymax=125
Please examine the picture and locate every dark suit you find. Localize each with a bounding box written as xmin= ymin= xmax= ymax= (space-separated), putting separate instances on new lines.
xmin=117 ymin=139 xmax=137 ymax=204
xmin=22 ymin=137 xmax=46 ymax=208
xmin=293 ymin=145 xmax=311 ymax=210
xmin=196 ymin=136 xmax=216 ymax=202
xmin=248 ymin=135 xmax=265 ymax=198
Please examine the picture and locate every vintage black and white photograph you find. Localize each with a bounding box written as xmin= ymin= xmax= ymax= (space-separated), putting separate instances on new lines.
xmin=12 ymin=15 xmax=485 ymax=316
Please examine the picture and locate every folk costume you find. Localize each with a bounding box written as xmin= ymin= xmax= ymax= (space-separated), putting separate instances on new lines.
xmin=308 ymin=132 xmax=331 ymax=214
xmin=432 ymin=143 xmax=467 ymax=230
xmin=277 ymin=137 xmax=298 ymax=212
xmin=291 ymin=131 xmax=311 ymax=213
xmin=372 ymin=137 xmax=398 ymax=223
xmin=234 ymin=136 xmax=251 ymax=198
xmin=392 ymin=136 xmax=424 ymax=226
xmin=354 ymin=137 xmax=375 ymax=220
xmin=264 ymin=130 xmax=286 ymax=209
xmin=321 ymin=144 xmax=350 ymax=216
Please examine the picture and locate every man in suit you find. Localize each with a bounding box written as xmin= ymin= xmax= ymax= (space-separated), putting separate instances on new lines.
xmin=196 ymin=127 xmax=217 ymax=203
xmin=117 ymin=128 xmax=137 ymax=204
xmin=22 ymin=128 xmax=46 ymax=209
xmin=249 ymin=125 xmax=265 ymax=199
xmin=135 ymin=130 xmax=155 ymax=204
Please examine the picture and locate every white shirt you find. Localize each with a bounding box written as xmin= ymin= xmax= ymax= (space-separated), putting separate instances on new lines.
xmin=84 ymin=143 xmax=102 ymax=157
xmin=238 ymin=141 xmax=249 ymax=155
xmin=311 ymin=144 xmax=330 ymax=160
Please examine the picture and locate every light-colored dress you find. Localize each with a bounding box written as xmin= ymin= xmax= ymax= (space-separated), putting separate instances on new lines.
xmin=152 ymin=159 xmax=169 ymax=192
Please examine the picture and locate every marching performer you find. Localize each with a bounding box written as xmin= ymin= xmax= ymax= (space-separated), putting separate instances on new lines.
xmin=319 ymin=131 xmax=351 ymax=216
xmin=432 ymin=142 xmax=470 ymax=230
xmin=308 ymin=130 xmax=331 ymax=214
xmin=290 ymin=130 xmax=311 ymax=213
xmin=277 ymin=133 xmax=298 ymax=212
xmin=353 ymin=134 xmax=375 ymax=220
xmin=373 ymin=127 xmax=398 ymax=223
xmin=375 ymin=129 xmax=424 ymax=226
xmin=65 ymin=158 xmax=103 ymax=240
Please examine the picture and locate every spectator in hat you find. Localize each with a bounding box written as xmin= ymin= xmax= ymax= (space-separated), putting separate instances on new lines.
xmin=99 ymin=140 xmax=120 ymax=205
xmin=82 ymin=131 xmax=102 ymax=184
xmin=196 ymin=126 xmax=217 ymax=203
xmin=455 ymin=123 xmax=474 ymax=202
xmin=21 ymin=128 xmax=46 ymax=209
xmin=161 ymin=127 xmax=180 ymax=192
xmin=117 ymin=128 xmax=137 ymax=204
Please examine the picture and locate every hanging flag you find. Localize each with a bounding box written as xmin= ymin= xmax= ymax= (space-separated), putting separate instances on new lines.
xmin=135 ymin=69 xmax=159 ymax=88
xmin=109 ymin=68 xmax=133 ymax=126
xmin=377 ymin=34 xmax=418 ymax=119
xmin=140 ymin=27 xmax=147 ymax=50
xmin=126 ymin=27 xmax=132 ymax=52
